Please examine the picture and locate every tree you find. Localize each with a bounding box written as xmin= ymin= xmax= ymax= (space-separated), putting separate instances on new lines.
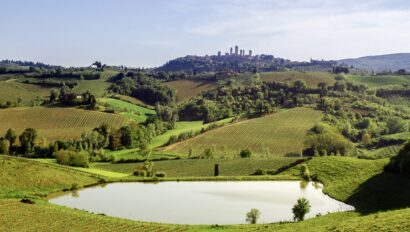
xmin=385 ymin=142 xmax=410 ymax=176
xmin=386 ymin=117 xmax=408 ymax=134
xmin=0 ymin=139 xmax=10 ymax=154
xmin=292 ymin=198 xmax=311 ymax=221
xmin=19 ymin=128 xmax=38 ymax=156
xmin=5 ymin=128 xmax=16 ymax=146
xmin=300 ymin=164 xmax=310 ymax=180
xmin=246 ymin=208 xmax=261 ymax=224
xmin=294 ymin=80 xmax=307 ymax=91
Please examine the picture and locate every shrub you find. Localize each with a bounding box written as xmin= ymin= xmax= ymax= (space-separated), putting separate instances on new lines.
xmin=253 ymin=168 xmax=266 ymax=175
xmin=133 ymin=168 xmax=147 ymax=177
xmin=239 ymin=149 xmax=252 ymax=158
xmin=55 ymin=150 xmax=89 ymax=168
xmin=154 ymin=171 xmax=167 ymax=177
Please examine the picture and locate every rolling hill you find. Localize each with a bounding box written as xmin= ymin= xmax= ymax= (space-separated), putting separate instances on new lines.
xmin=163 ymin=108 xmax=322 ymax=158
xmin=0 ymin=107 xmax=129 ymax=142
xmin=338 ymin=53 xmax=410 ymax=72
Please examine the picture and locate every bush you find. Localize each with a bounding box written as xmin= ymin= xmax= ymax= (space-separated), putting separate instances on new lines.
xmin=133 ymin=168 xmax=147 ymax=177
xmin=154 ymin=171 xmax=167 ymax=177
xmin=304 ymin=123 xmax=353 ymax=156
xmin=55 ymin=150 xmax=89 ymax=168
xmin=253 ymin=169 xmax=266 ymax=175
xmin=385 ymin=142 xmax=410 ymax=176
xmin=239 ymin=149 xmax=252 ymax=158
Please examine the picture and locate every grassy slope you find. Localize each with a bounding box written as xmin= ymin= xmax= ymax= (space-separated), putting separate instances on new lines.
xmin=99 ymin=98 xmax=156 ymax=122
xmin=1 ymin=156 xmax=410 ymax=231
xmin=165 ymin=80 xmax=216 ymax=103
xmin=93 ymin=158 xmax=298 ymax=176
xmin=259 ymin=71 xmax=336 ymax=87
xmin=282 ymin=156 xmax=410 ymax=213
xmin=115 ymin=94 xmax=155 ymax=109
xmin=164 ymin=108 xmax=322 ymax=158
xmin=0 ymin=156 xmax=97 ymax=198
xmin=108 ymin=118 xmax=233 ymax=160
xmin=0 ymin=107 xmax=129 ymax=141
xmin=0 ymin=81 xmax=51 ymax=105
xmin=346 ymin=74 xmax=410 ymax=88
xmin=72 ymin=70 xmax=119 ymax=97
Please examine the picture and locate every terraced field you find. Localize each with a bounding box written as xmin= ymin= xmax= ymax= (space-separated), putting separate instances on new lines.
xmin=99 ymin=98 xmax=156 ymax=122
xmin=165 ymin=80 xmax=216 ymax=103
xmin=0 ymin=107 xmax=129 ymax=142
xmin=259 ymin=71 xmax=336 ymax=87
xmin=0 ymin=80 xmax=52 ymax=105
xmin=164 ymin=108 xmax=322 ymax=158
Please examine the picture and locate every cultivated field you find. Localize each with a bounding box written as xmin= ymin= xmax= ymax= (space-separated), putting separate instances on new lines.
xmin=0 ymin=81 xmax=51 ymax=105
xmin=165 ymin=80 xmax=216 ymax=103
xmin=93 ymin=158 xmax=298 ymax=176
xmin=164 ymin=108 xmax=322 ymax=158
xmin=0 ymin=107 xmax=129 ymax=142
xmin=99 ymin=98 xmax=156 ymax=122
xmin=346 ymin=74 xmax=410 ymax=88
xmin=259 ymin=71 xmax=336 ymax=87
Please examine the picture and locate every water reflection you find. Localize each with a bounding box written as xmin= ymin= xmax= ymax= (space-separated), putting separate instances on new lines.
xmin=48 ymin=181 xmax=354 ymax=225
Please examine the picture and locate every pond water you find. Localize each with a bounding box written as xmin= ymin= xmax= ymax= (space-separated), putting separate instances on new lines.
xmin=48 ymin=181 xmax=354 ymax=225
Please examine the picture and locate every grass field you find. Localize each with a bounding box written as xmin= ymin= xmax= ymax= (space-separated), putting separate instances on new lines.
xmin=0 ymin=107 xmax=129 ymax=142
xmin=1 ymin=198 xmax=409 ymax=232
xmin=259 ymin=71 xmax=336 ymax=88
xmin=0 ymin=156 xmax=97 ymax=198
xmin=93 ymin=158 xmax=299 ymax=176
xmin=0 ymin=80 xmax=51 ymax=105
xmin=72 ymin=70 xmax=119 ymax=97
xmin=99 ymin=98 xmax=156 ymax=122
xmin=164 ymin=108 xmax=322 ymax=158
xmin=1 ymin=155 xmax=410 ymax=231
xmin=346 ymin=74 xmax=410 ymax=88
xmin=165 ymin=80 xmax=216 ymax=103
xmin=115 ymin=94 xmax=155 ymax=109
xmin=283 ymin=156 xmax=410 ymax=213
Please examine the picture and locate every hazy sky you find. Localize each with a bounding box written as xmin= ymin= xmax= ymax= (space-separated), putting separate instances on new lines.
xmin=1 ymin=0 xmax=410 ymax=67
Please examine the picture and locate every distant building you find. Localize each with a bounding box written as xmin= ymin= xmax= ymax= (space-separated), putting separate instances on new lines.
xmin=235 ymin=45 xmax=239 ymax=55
xmin=217 ymin=51 xmax=221 ymax=57
xmin=249 ymin=50 xmax=252 ymax=56
xmin=230 ymin=47 xmax=233 ymax=55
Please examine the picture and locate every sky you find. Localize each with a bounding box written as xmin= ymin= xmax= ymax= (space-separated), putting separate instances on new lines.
xmin=1 ymin=0 xmax=410 ymax=67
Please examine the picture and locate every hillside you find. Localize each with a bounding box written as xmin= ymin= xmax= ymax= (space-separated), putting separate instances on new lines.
xmin=0 ymin=107 xmax=129 ymax=142
xmin=164 ymin=108 xmax=322 ymax=158
xmin=259 ymin=71 xmax=335 ymax=87
xmin=0 ymin=80 xmax=51 ymax=105
xmin=165 ymin=80 xmax=216 ymax=103
xmin=338 ymin=53 xmax=410 ymax=72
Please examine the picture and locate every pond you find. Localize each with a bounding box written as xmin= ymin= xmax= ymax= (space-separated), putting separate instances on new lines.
xmin=48 ymin=181 xmax=354 ymax=225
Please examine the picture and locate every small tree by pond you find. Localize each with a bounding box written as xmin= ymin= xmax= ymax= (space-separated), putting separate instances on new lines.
xmin=246 ymin=208 xmax=261 ymax=224
xmin=292 ymin=197 xmax=311 ymax=221
xmin=300 ymin=164 xmax=311 ymax=180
